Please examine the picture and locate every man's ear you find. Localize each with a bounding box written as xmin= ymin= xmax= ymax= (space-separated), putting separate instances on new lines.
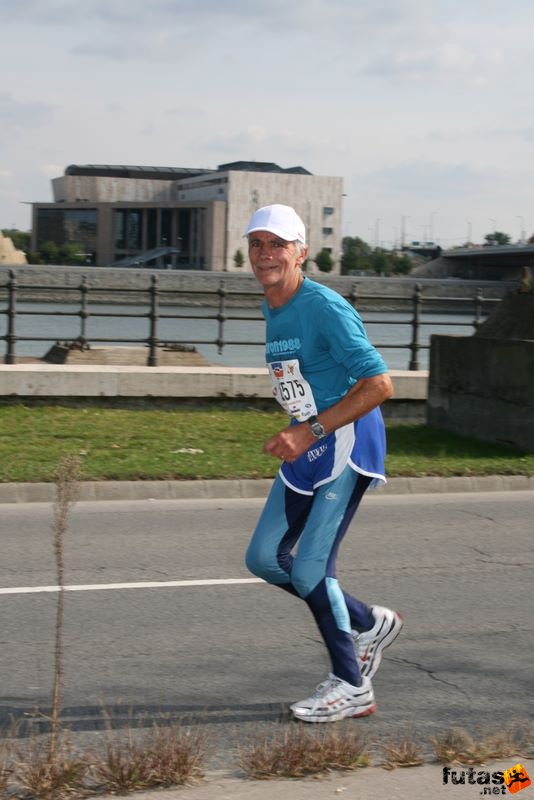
xmin=296 ymin=245 xmax=308 ymax=266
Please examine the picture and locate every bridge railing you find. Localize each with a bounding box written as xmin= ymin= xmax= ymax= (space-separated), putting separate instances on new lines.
xmin=0 ymin=271 xmax=499 ymax=370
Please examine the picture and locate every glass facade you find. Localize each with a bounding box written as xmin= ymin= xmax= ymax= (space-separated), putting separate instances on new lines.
xmin=36 ymin=208 xmax=98 ymax=263
xmin=36 ymin=205 xmax=207 ymax=268
xmin=114 ymin=209 xmax=142 ymax=250
xmin=112 ymin=207 xmax=196 ymax=267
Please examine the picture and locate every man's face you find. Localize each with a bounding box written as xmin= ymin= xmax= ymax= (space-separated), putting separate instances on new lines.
xmin=248 ymin=230 xmax=305 ymax=290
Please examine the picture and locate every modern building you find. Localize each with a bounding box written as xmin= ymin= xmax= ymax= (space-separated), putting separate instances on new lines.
xmin=31 ymin=162 xmax=343 ymax=271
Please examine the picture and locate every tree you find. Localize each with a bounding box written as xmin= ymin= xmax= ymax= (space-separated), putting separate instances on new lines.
xmin=35 ymin=241 xmax=86 ymax=265
xmin=484 ymin=231 xmax=511 ymax=246
xmin=390 ymin=253 xmax=413 ymax=275
xmin=58 ymin=243 xmax=87 ymax=265
xmin=314 ymin=248 xmax=334 ymax=273
xmin=1 ymin=228 xmax=30 ymax=253
xmin=340 ymin=236 xmax=372 ymax=274
xmin=233 ymin=248 xmax=245 ymax=269
xmin=39 ymin=240 xmax=61 ymax=264
xmin=371 ymin=248 xmax=388 ymax=275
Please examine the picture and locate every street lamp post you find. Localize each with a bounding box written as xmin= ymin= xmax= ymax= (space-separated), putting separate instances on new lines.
xmin=374 ymin=218 xmax=381 ymax=248
xmin=429 ymin=211 xmax=436 ymax=242
xmin=400 ymin=215 xmax=410 ymax=248
xmin=517 ymin=216 xmax=525 ymax=244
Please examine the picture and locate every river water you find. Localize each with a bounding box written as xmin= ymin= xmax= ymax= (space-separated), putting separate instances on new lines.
xmin=0 ymin=302 xmax=481 ymax=371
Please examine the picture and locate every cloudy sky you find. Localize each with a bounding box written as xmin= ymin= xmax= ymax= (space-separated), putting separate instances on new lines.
xmin=1 ymin=0 xmax=533 ymax=248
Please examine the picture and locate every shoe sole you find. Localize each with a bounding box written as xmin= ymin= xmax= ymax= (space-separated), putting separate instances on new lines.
xmin=293 ymin=702 xmax=378 ymax=723
xmin=359 ymin=611 xmax=404 ymax=680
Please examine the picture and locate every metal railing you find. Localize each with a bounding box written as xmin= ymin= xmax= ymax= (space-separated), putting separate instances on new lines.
xmin=0 ymin=270 xmax=499 ymax=370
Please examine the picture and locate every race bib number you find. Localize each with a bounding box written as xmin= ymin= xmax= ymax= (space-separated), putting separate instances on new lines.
xmin=267 ymin=359 xmax=317 ymax=421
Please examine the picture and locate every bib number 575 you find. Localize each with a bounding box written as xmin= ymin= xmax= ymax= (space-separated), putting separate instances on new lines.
xmin=279 ymin=380 xmax=305 ymax=401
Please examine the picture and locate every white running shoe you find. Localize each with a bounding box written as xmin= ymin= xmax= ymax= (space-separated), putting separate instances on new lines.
xmin=353 ymin=605 xmax=403 ymax=680
xmin=290 ymin=673 xmax=377 ymax=723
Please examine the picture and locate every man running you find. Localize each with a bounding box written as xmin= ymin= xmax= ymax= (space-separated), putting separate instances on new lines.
xmin=244 ymin=203 xmax=403 ymax=723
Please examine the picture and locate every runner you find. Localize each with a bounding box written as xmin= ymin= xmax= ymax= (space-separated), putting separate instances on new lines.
xmin=244 ymin=204 xmax=403 ymax=723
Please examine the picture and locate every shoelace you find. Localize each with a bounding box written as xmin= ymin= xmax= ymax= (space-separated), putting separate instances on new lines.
xmin=355 ymin=628 xmax=377 ymax=651
xmin=311 ymin=674 xmax=342 ymax=699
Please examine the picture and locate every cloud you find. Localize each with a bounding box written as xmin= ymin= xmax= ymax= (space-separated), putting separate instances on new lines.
xmin=197 ymin=125 xmax=349 ymax=167
xmin=357 ymin=160 xmax=494 ymax=193
xmin=486 ymin=123 xmax=534 ymax=143
xmin=70 ymin=29 xmax=190 ymax=62
xmin=0 ymin=94 xmax=56 ymax=150
xmin=364 ymin=42 xmax=502 ymax=80
xmin=39 ymin=163 xmax=64 ymax=177
xmin=0 ymin=93 xmax=55 ymax=127
xmin=166 ymin=106 xmax=206 ymax=119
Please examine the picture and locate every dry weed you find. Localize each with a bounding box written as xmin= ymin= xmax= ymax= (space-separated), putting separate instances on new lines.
xmin=92 ymin=722 xmax=207 ymax=793
xmin=238 ymin=724 xmax=369 ymax=779
xmin=49 ymin=455 xmax=81 ymax=765
xmin=13 ymin=732 xmax=89 ymax=800
xmin=382 ymin=732 xmax=424 ymax=769
xmin=479 ymin=721 xmax=534 ymax=760
xmin=0 ymin=735 xmax=12 ymax=794
xmin=91 ymin=732 xmax=152 ymax=793
xmin=142 ymin=722 xmax=206 ymax=786
xmin=430 ymin=727 xmax=488 ymax=765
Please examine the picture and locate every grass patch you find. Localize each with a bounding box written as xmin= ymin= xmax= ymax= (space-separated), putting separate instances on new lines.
xmin=13 ymin=733 xmax=88 ymax=800
xmin=431 ymin=724 xmax=534 ymax=766
xmin=0 ymin=403 xmax=532 ymax=483
xmin=1 ymin=722 xmax=532 ymax=795
xmin=92 ymin=723 xmax=206 ymax=793
xmin=386 ymin=423 xmax=534 ymax=477
xmin=3 ymin=723 xmax=207 ymax=797
xmin=381 ymin=731 xmax=425 ymax=769
xmin=238 ymin=725 xmax=369 ymax=779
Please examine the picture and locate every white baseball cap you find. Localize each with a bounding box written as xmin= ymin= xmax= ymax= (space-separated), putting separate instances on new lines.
xmin=244 ymin=204 xmax=306 ymax=244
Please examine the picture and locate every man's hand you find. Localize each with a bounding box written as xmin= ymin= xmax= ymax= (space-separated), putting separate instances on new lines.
xmin=262 ymin=373 xmax=394 ymax=464
xmin=263 ymin=423 xmax=315 ymax=463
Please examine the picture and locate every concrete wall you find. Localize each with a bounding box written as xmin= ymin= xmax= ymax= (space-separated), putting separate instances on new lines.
xmin=0 ymin=365 xmax=428 ymax=420
xmin=0 ymin=267 xmax=517 ymax=307
xmin=427 ymin=335 xmax=534 ymax=451
xmin=53 ymin=175 xmax=177 ymax=203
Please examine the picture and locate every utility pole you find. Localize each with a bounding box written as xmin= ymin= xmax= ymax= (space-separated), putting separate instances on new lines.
xmin=400 ymin=215 xmax=410 ymax=248
xmin=374 ymin=218 xmax=381 ymax=248
xmin=517 ymin=216 xmax=525 ymax=243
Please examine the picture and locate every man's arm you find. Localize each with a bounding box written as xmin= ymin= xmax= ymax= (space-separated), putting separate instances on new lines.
xmin=263 ymin=373 xmax=394 ymax=463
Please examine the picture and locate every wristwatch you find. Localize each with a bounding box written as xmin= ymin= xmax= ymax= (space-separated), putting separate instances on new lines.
xmin=307 ymin=416 xmax=327 ymax=440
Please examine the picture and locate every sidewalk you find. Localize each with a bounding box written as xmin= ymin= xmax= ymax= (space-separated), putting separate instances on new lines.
xmin=1 ymin=474 xmax=533 ymax=503
xmin=96 ymin=760 xmax=534 ymax=800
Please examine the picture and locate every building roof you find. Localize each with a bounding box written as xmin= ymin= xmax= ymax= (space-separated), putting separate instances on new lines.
xmin=217 ymin=160 xmax=312 ymax=175
xmin=64 ymin=164 xmax=212 ymax=180
xmin=64 ymin=162 xmax=313 ymax=180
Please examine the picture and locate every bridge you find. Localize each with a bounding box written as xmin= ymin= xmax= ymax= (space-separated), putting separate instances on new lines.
xmin=415 ymin=243 xmax=534 ymax=280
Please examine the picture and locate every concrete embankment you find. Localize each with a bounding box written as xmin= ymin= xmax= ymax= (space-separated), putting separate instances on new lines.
xmin=0 ymin=365 xmax=427 ymax=420
xmin=0 ymin=265 xmax=516 ymax=310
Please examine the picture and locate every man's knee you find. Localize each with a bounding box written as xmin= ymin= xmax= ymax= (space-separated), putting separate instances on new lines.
xmin=245 ymin=542 xmax=285 ymax=585
xmin=290 ymin=563 xmax=318 ymax=598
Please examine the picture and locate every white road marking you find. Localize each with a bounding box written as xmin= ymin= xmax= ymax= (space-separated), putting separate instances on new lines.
xmin=0 ymin=578 xmax=264 ymax=596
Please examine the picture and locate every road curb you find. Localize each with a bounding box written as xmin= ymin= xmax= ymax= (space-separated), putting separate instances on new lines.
xmin=0 ymin=475 xmax=532 ymax=503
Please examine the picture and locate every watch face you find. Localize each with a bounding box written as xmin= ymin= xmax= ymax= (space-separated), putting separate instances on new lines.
xmin=310 ymin=421 xmax=325 ymax=438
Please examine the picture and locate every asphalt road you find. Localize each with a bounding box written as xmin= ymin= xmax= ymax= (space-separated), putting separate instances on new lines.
xmin=1 ymin=491 xmax=533 ymax=766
